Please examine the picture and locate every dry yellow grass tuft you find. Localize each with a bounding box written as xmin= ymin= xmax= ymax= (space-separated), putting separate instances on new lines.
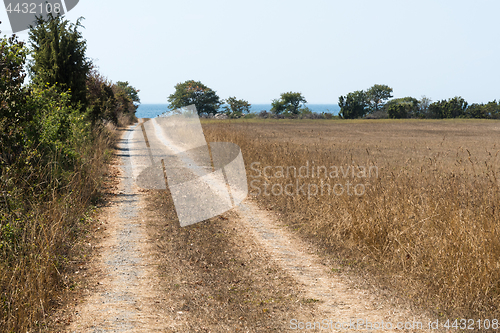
xmin=202 ymin=119 xmax=500 ymax=319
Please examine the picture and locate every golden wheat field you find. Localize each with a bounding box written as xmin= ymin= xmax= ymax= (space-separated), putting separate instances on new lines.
xmin=202 ymin=119 xmax=500 ymax=320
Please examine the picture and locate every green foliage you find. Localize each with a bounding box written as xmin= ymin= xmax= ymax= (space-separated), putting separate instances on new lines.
xmin=0 ymin=14 xmax=137 ymax=198
xmin=483 ymin=101 xmax=500 ymax=119
xmin=270 ymin=92 xmax=307 ymax=116
xmin=0 ymin=18 xmax=140 ymax=331
xmin=86 ymin=70 xmax=139 ymax=125
xmin=243 ymin=113 xmax=256 ymax=119
xmin=339 ymin=84 xmax=392 ymax=118
xmin=419 ymin=95 xmax=432 ymax=117
xmin=116 ymin=81 xmax=140 ymax=104
xmin=0 ymin=34 xmax=30 ymax=168
xmin=113 ymin=83 xmax=137 ymax=117
xmin=28 ymin=84 xmax=88 ymax=164
xmin=385 ymin=97 xmax=420 ymax=119
xmin=0 ymin=220 xmax=23 ymax=262
xmin=465 ymin=103 xmax=486 ymax=119
xmin=366 ymin=84 xmax=393 ymax=113
xmin=167 ymin=80 xmax=221 ymax=115
xmin=299 ymin=106 xmax=312 ymax=115
xmin=86 ymin=69 xmax=117 ymax=124
xmin=466 ymin=101 xmax=500 ymax=119
xmin=428 ymin=96 xmax=468 ymax=119
xmin=338 ymin=90 xmax=367 ymax=119
xmin=387 ymin=104 xmax=408 ymax=119
xmin=28 ymin=14 xmax=90 ymax=108
xmin=223 ymin=96 xmax=251 ymax=118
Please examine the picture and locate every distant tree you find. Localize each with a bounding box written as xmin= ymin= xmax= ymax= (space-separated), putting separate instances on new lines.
xmin=466 ymin=103 xmax=487 ymax=119
xmin=465 ymin=100 xmax=500 ymax=119
xmin=338 ymin=90 xmax=368 ymax=119
xmin=445 ymin=96 xmax=468 ymax=118
xmin=223 ymin=96 xmax=251 ymax=118
xmin=366 ymin=84 xmax=393 ymax=113
xmin=387 ymin=104 xmax=408 ymax=119
xmin=167 ymin=80 xmax=221 ymax=115
xmin=113 ymin=81 xmax=140 ymax=115
xmin=86 ymin=68 xmax=117 ymax=124
xmin=271 ymin=92 xmax=307 ymax=116
xmin=428 ymin=97 xmax=468 ymax=119
xmin=419 ymin=95 xmax=432 ymax=117
xmin=484 ymin=100 xmax=500 ymax=119
xmin=428 ymin=102 xmax=443 ymax=119
xmin=385 ymin=97 xmax=420 ymax=118
xmin=116 ymin=81 xmax=140 ymax=105
xmin=28 ymin=14 xmax=90 ymax=107
xmin=0 ymin=33 xmax=30 ymax=168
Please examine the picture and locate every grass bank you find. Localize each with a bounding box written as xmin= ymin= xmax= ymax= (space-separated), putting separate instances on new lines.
xmin=0 ymin=118 xmax=134 ymax=332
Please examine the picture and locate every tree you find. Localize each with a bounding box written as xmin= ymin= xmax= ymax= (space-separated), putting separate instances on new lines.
xmin=28 ymin=14 xmax=90 ymax=107
xmin=116 ymin=81 xmax=140 ymax=105
xmin=86 ymin=68 xmax=117 ymax=124
xmin=419 ymin=95 xmax=432 ymax=116
xmin=387 ymin=104 xmax=408 ymax=119
xmin=0 ymin=33 xmax=30 ymax=168
xmin=167 ymin=80 xmax=221 ymax=115
xmin=384 ymin=97 xmax=419 ymax=118
xmin=366 ymin=84 xmax=393 ymax=113
xmin=271 ymin=92 xmax=307 ymax=116
xmin=428 ymin=97 xmax=468 ymax=119
xmin=464 ymin=100 xmax=499 ymax=119
xmin=113 ymin=81 xmax=140 ymax=116
xmin=444 ymin=96 xmax=468 ymax=118
xmin=223 ymin=97 xmax=251 ymax=118
xmin=483 ymin=100 xmax=500 ymax=119
xmin=466 ymin=103 xmax=487 ymax=119
xmin=338 ymin=90 xmax=368 ymax=119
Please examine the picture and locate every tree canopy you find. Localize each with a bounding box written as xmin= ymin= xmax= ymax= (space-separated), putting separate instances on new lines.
xmin=0 ymin=33 xmax=29 ymax=167
xmin=167 ymin=80 xmax=221 ymax=115
xmin=223 ymin=97 xmax=251 ymax=118
xmin=271 ymin=92 xmax=307 ymax=116
xmin=116 ymin=81 xmax=140 ymax=105
xmin=385 ymin=97 xmax=420 ymax=119
xmin=338 ymin=84 xmax=393 ymax=118
xmin=428 ymin=97 xmax=468 ymax=119
xmin=366 ymin=84 xmax=393 ymax=113
xmin=338 ymin=90 xmax=367 ymax=119
xmin=28 ymin=14 xmax=90 ymax=107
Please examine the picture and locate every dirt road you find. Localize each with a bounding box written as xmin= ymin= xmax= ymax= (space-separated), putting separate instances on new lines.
xmin=64 ymin=123 xmax=437 ymax=332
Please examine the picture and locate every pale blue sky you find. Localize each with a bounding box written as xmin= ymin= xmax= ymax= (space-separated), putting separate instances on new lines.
xmin=1 ymin=0 xmax=499 ymax=104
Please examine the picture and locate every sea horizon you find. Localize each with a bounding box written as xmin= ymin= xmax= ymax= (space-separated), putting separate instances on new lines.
xmin=136 ymin=103 xmax=340 ymax=119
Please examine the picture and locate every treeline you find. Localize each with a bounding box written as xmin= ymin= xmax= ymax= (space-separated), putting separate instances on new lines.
xmin=0 ymin=14 xmax=139 ymax=331
xmin=166 ymin=80 xmax=334 ymax=119
xmin=338 ymin=84 xmax=500 ymax=119
xmin=169 ymin=80 xmax=500 ymax=121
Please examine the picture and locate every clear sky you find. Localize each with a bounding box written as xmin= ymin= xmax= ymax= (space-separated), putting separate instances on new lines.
xmin=1 ymin=0 xmax=499 ymax=104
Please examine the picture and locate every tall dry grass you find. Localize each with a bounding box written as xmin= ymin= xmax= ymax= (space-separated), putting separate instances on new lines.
xmin=0 ymin=127 xmax=118 ymax=332
xmin=202 ymin=119 xmax=500 ymax=319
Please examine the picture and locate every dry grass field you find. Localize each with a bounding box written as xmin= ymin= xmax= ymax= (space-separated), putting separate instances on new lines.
xmin=202 ymin=119 xmax=500 ymax=320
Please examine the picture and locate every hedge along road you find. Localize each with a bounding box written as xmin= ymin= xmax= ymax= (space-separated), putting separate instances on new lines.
xmin=65 ymin=119 xmax=439 ymax=332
